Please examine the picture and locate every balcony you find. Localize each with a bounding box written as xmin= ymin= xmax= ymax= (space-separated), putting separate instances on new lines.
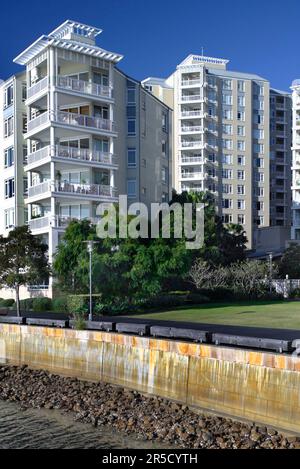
xmin=181 ymin=94 xmax=203 ymax=102
xmin=29 ymin=215 xmax=101 ymax=232
xmin=181 ymin=110 xmax=204 ymax=118
xmin=26 ymin=145 xmax=117 ymax=170
xmin=180 ymin=140 xmax=203 ymax=149
xmin=27 ymin=112 xmax=49 ymax=133
xmin=181 ymin=79 xmax=201 ymax=87
xmin=27 ymin=77 xmax=48 ymax=101
xmin=55 ymin=111 xmax=116 ymax=133
xmin=27 ymin=180 xmax=117 ymax=202
xmin=180 ymin=171 xmax=204 ymax=180
xmin=56 ymin=76 xmax=113 ymax=100
xmin=180 ymin=125 xmax=203 ymax=134
xmin=181 ymin=156 xmax=203 ymax=164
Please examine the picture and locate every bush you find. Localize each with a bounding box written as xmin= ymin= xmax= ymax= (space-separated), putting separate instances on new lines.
xmin=290 ymin=288 xmax=300 ymax=298
xmin=32 ymin=297 xmax=52 ymax=312
xmin=67 ymin=295 xmax=88 ymax=317
xmin=198 ymin=287 xmax=235 ymax=302
xmin=73 ymin=315 xmax=86 ymax=330
xmin=52 ymin=296 xmax=68 ymax=312
xmin=19 ymin=298 xmax=35 ymax=311
xmin=0 ymin=298 xmax=15 ymax=307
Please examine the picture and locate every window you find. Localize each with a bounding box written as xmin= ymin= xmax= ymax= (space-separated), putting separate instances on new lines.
xmin=222 ymin=154 xmax=233 ymax=164
xmin=162 ymin=167 xmax=167 ymax=183
xmin=162 ymin=140 xmax=166 ymax=155
xmin=126 ymin=106 xmax=136 ymax=118
xmin=237 ymin=199 xmax=245 ymax=210
xmin=22 ymin=83 xmax=27 ymax=102
xmin=223 ymin=139 xmax=233 ymax=150
xmin=162 ymin=112 xmax=167 ymax=131
xmin=256 ymin=158 xmax=264 ymax=168
xmin=222 ymin=198 xmax=233 ymax=209
xmin=222 ymin=93 xmax=233 ymax=105
xmin=208 ymin=153 xmax=215 ymax=162
xmin=222 ymin=184 xmax=233 ymax=194
xmin=23 ymin=177 xmax=28 ymax=195
xmin=4 ymin=147 xmax=14 ymax=168
xmin=237 ymin=155 xmax=245 ymax=165
xmin=257 ymin=201 xmax=264 ymax=211
xmin=4 ymin=208 xmax=15 ymax=229
xmin=257 ymin=172 xmax=264 ymax=182
xmin=254 ymin=129 xmax=264 ymax=139
xmin=127 ymin=119 xmax=136 ymax=136
xmin=254 ymin=143 xmax=264 ymax=154
xmin=237 ymin=170 xmax=245 ymax=180
xmin=4 ymin=84 xmax=13 ymax=108
xmin=237 ymin=125 xmax=245 ymax=136
xmin=5 ymin=178 xmax=15 ymax=198
xmin=4 ymin=116 xmax=14 ymax=137
xmin=223 ymin=108 xmax=233 ymax=120
xmin=223 ymin=124 xmax=233 ymax=135
xmin=22 ymin=115 xmax=27 ymax=133
xmin=127 ymin=148 xmax=136 ymax=168
xmin=238 ymin=80 xmax=245 ymax=92
xmin=127 ymin=88 xmax=136 ymax=104
xmin=258 ymin=187 xmax=264 ymax=197
xmin=237 ymin=110 xmax=245 ymax=121
xmin=23 ymin=146 xmax=28 ymax=164
xmin=237 ymin=140 xmax=245 ymax=151
xmin=237 ymin=214 xmax=245 ymax=224
xmin=238 ymin=95 xmax=245 ymax=107
xmin=222 ymin=214 xmax=233 ymax=223
xmin=127 ymin=179 xmax=136 ymax=198
xmin=258 ymin=216 xmax=264 ymax=226
xmin=223 ymin=79 xmax=232 ymax=90
xmin=222 ymin=169 xmax=233 ymax=179
xmin=237 ymin=185 xmax=245 ymax=195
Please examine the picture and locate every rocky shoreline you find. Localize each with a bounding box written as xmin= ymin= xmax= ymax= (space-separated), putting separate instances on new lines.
xmin=0 ymin=364 xmax=299 ymax=449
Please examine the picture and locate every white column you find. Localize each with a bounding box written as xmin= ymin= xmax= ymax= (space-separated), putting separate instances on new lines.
xmin=110 ymin=169 xmax=115 ymax=188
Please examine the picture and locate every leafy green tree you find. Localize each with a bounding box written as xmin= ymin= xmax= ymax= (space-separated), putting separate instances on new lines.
xmin=0 ymin=226 xmax=50 ymax=316
xmin=279 ymin=243 xmax=300 ymax=278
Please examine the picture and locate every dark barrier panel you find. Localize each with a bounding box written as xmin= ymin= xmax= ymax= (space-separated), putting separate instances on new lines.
xmin=0 ymin=316 xmax=26 ymax=325
xmin=150 ymin=326 xmax=210 ymax=343
xmin=26 ymin=318 xmax=69 ymax=329
xmin=212 ymin=333 xmax=292 ymax=353
xmin=116 ymin=323 xmax=151 ymax=336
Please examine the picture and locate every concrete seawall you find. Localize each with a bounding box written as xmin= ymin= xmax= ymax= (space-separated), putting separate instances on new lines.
xmin=0 ymin=323 xmax=300 ymax=433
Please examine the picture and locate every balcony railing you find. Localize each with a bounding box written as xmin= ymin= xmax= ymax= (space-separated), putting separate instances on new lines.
xmin=29 ymin=215 xmax=102 ymax=231
xmin=181 ymin=110 xmax=203 ymax=118
xmin=28 ymin=181 xmax=51 ymax=198
xmin=27 ymin=77 xmax=48 ymax=100
xmin=181 ymin=140 xmax=203 ymax=148
xmin=181 ymin=125 xmax=203 ymax=133
xmin=55 ymin=182 xmax=117 ymax=198
xmin=57 ymin=76 xmax=112 ymax=99
xmin=29 ymin=216 xmax=51 ymax=231
xmin=181 ymin=79 xmax=201 ymax=86
xmin=55 ymin=111 xmax=116 ymax=133
xmin=180 ymin=172 xmax=204 ymax=179
xmin=181 ymin=95 xmax=203 ymax=102
xmin=27 ymin=112 xmax=49 ymax=133
xmin=55 ymin=145 xmax=116 ymax=165
xmin=27 ymin=146 xmax=51 ymax=165
xmin=181 ymin=156 xmax=203 ymax=163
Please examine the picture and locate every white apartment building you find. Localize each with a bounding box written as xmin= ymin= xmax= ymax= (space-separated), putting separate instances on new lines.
xmin=0 ymin=20 xmax=171 ymax=299
xmin=143 ymin=55 xmax=271 ymax=249
xmin=291 ymin=79 xmax=300 ymax=240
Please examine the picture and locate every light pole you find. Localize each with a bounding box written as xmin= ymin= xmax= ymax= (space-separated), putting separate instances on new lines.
xmin=267 ymin=251 xmax=273 ymax=294
xmin=83 ymin=240 xmax=98 ymax=321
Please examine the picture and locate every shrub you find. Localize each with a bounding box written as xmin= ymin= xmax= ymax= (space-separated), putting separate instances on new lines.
xmin=19 ymin=298 xmax=35 ymax=311
xmin=198 ymin=287 xmax=235 ymax=302
xmin=32 ymin=297 xmax=52 ymax=312
xmin=73 ymin=314 xmax=86 ymax=330
xmin=0 ymin=299 xmax=15 ymax=307
xmin=52 ymin=296 xmax=68 ymax=312
xmin=67 ymin=295 xmax=88 ymax=317
xmin=290 ymin=288 xmax=300 ymax=298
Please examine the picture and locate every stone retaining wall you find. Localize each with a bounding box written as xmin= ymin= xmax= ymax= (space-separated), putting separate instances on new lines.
xmin=0 ymin=323 xmax=299 ymax=433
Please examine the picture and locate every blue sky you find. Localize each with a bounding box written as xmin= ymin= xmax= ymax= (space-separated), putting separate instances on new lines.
xmin=1 ymin=0 xmax=300 ymax=91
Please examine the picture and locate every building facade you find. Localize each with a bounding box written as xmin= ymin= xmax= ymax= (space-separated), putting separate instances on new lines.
xmin=0 ymin=20 xmax=172 ymax=298
xmin=269 ymin=89 xmax=292 ymax=229
xmin=143 ymin=55 xmax=271 ymax=249
xmin=291 ymin=80 xmax=300 ymax=240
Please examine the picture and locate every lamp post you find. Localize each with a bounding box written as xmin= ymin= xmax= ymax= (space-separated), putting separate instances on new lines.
xmin=267 ymin=251 xmax=273 ymax=294
xmin=83 ymin=240 xmax=99 ymax=321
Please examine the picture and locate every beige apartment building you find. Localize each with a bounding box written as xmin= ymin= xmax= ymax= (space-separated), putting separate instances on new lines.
xmin=0 ymin=20 xmax=171 ymax=299
xmin=143 ymin=55 xmax=292 ymax=252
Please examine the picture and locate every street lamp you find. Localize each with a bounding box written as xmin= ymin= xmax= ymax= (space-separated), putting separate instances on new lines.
xmin=267 ymin=251 xmax=273 ymax=294
xmin=83 ymin=240 xmax=99 ymax=321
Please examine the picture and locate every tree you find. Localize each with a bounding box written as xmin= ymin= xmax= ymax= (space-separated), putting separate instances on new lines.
xmin=279 ymin=243 xmax=300 ymax=278
xmin=0 ymin=226 xmax=50 ymax=316
xmin=230 ymin=260 xmax=269 ymax=298
xmin=189 ymin=259 xmax=211 ymax=289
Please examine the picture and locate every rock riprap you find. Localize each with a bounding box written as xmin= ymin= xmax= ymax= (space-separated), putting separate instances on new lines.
xmin=0 ymin=365 xmax=298 ymax=449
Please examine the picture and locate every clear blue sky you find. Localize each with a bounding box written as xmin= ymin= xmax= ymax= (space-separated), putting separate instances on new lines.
xmin=1 ymin=0 xmax=300 ymax=91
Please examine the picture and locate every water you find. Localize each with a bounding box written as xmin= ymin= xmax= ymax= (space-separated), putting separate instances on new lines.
xmin=0 ymin=400 xmax=172 ymax=449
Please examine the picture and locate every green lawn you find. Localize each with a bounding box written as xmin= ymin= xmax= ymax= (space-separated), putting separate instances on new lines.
xmin=129 ymin=301 xmax=300 ymax=330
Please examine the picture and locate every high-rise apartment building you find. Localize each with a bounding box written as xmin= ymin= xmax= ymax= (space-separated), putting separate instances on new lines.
xmin=0 ymin=20 xmax=172 ymax=299
xmin=269 ymin=89 xmax=292 ymax=228
xmin=291 ymin=80 xmax=300 ymax=240
xmin=143 ymin=55 xmax=271 ymax=249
